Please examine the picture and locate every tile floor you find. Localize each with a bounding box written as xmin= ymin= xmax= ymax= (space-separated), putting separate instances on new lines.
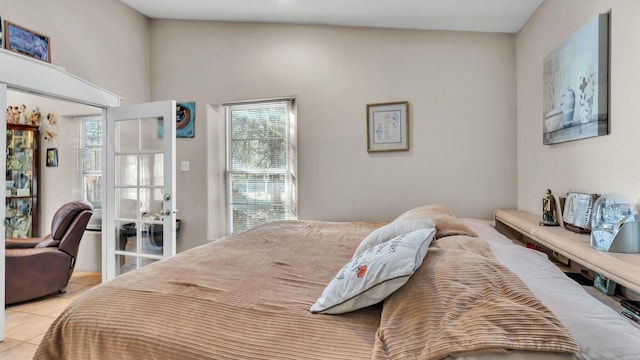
xmin=0 ymin=272 xmax=101 ymax=359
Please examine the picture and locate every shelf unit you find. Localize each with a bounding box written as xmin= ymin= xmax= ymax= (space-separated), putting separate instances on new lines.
xmin=494 ymin=209 xmax=640 ymax=294
xmin=5 ymin=123 xmax=39 ymax=238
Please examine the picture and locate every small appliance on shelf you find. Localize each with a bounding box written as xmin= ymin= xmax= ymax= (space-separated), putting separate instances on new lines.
xmin=590 ymin=193 xmax=640 ymax=253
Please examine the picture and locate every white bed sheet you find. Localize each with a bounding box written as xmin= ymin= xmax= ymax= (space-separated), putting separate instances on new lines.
xmin=460 ymin=219 xmax=640 ymax=360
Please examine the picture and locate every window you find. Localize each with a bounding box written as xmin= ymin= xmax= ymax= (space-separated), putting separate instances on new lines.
xmin=225 ymin=99 xmax=297 ymax=234
xmin=75 ymin=115 xmax=103 ymax=209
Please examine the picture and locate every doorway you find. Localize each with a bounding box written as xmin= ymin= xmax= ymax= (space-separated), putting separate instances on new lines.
xmin=1 ymin=50 xmax=178 ymax=342
xmin=0 ymin=50 xmax=121 ymax=341
xmin=6 ymin=91 xmax=104 ymax=273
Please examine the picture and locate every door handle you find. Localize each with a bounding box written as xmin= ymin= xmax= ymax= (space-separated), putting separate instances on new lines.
xmin=160 ymin=209 xmax=178 ymax=216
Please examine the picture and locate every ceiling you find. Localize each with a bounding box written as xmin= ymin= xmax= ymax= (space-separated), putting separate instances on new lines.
xmin=120 ymin=0 xmax=543 ymax=33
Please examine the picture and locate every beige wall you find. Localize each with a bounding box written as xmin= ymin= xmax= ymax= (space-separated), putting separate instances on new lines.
xmin=150 ymin=20 xmax=518 ymax=249
xmin=2 ymin=1 xmax=520 ymax=254
xmin=516 ymin=0 xmax=640 ymax=214
xmin=5 ymin=0 xmax=640 ymax=276
xmin=0 ymin=0 xmax=150 ymax=105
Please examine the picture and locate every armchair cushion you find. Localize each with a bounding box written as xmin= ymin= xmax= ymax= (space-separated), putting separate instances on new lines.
xmin=51 ymin=201 xmax=92 ymax=240
xmin=6 ymin=238 xmax=42 ymax=249
xmin=6 ymin=248 xmax=74 ymax=305
xmin=35 ymin=235 xmax=61 ymax=248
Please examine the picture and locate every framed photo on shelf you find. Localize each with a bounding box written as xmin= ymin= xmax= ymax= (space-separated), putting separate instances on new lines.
xmin=4 ymin=21 xmax=51 ymax=63
xmin=46 ymin=148 xmax=58 ymax=167
xmin=366 ymin=101 xmax=409 ymax=152
xmin=562 ymin=192 xmax=598 ymax=233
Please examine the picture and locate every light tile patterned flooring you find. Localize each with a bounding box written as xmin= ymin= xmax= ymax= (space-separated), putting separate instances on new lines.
xmin=0 ymin=272 xmax=101 ymax=359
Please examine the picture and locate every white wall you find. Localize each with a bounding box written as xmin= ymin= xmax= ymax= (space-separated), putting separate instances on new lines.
xmin=150 ymin=21 xmax=518 ymax=249
xmin=516 ymin=0 xmax=640 ymax=214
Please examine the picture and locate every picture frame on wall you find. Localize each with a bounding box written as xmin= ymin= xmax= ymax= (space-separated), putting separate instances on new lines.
xmin=366 ymin=101 xmax=409 ymax=152
xmin=542 ymin=13 xmax=609 ymax=145
xmin=175 ymin=102 xmax=195 ymax=138
xmin=46 ymin=148 xmax=58 ymax=167
xmin=4 ymin=21 xmax=51 ymax=63
xmin=157 ymin=101 xmax=195 ymax=138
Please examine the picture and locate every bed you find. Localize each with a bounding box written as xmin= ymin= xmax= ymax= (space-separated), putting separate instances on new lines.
xmin=35 ymin=205 xmax=640 ymax=359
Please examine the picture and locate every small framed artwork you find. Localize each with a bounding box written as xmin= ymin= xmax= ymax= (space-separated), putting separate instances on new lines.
xmin=4 ymin=21 xmax=51 ymax=63
xmin=46 ymin=148 xmax=58 ymax=167
xmin=157 ymin=101 xmax=195 ymax=138
xmin=366 ymin=101 xmax=409 ymax=152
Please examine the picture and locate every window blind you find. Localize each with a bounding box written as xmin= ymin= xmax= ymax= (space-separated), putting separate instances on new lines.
xmin=224 ymin=99 xmax=297 ymax=234
xmin=74 ymin=115 xmax=103 ymax=209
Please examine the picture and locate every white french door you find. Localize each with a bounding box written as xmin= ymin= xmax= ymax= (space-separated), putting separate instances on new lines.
xmin=104 ymin=101 xmax=177 ymax=281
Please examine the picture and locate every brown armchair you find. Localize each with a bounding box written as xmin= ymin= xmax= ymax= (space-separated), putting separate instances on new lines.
xmin=5 ymin=200 xmax=94 ymax=305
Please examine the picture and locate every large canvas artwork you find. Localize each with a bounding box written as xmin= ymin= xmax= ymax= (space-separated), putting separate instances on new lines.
xmin=543 ymin=13 xmax=609 ymax=145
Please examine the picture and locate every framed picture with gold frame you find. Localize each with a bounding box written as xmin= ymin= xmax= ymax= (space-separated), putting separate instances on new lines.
xmin=366 ymin=101 xmax=409 ymax=152
xmin=4 ymin=21 xmax=51 ymax=63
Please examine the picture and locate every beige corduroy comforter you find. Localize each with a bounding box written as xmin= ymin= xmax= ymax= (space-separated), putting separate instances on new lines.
xmin=35 ymin=220 xmax=579 ymax=360
xmin=372 ymin=236 xmax=579 ymax=360
xmin=35 ymin=220 xmax=384 ymax=360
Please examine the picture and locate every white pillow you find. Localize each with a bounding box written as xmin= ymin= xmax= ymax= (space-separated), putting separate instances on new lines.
xmin=352 ymin=219 xmax=435 ymax=259
xmin=310 ymin=228 xmax=436 ymax=314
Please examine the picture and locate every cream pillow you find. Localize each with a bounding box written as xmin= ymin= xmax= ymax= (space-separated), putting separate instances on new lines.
xmin=310 ymin=228 xmax=436 ymax=314
xmin=352 ymin=219 xmax=435 ymax=259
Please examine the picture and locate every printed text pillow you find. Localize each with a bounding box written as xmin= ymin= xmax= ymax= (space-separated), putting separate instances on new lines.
xmin=310 ymin=228 xmax=436 ymax=314
xmin=352 ymin=219 xmax=435 ymax=259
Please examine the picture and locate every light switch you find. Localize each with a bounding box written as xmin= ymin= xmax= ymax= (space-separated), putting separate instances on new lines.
xmin=180 ymin=161 xmax=190 ymax=172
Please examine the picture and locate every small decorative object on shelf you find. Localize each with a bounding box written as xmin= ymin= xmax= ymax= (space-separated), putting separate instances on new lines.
xmin=18 ymin=104 xmax=27 ymax=124
xmin=621 ymin=299 xmax=640 ymax=318
xmin=594 ymin=273 xmax=616 ymax=295
xmin=622 ymin=308 xmax=640 ymax=324
xmin=590 ymin=193 xmax=640 ymax=253
xmin=10 ymin=105 xmax=20 ymax=124
xmin=29 ymin=106 xmax=41 ymax=127
xmin=563 ymin=192 xmax=599 ymax=234
xmin=540 ymin=189 xmax=561 ymax=226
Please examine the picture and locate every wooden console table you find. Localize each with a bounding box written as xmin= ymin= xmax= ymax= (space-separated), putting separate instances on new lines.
xmin=494 ymin=209 xmax=640 ymax=295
